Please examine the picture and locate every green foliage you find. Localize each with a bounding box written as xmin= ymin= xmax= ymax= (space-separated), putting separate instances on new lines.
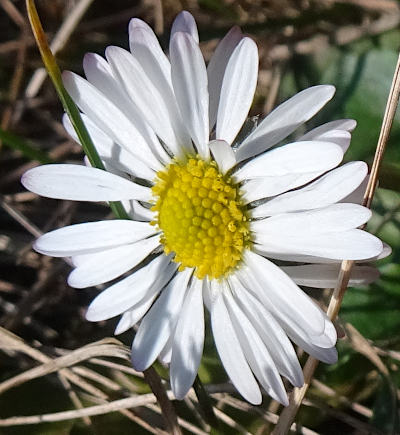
xmin=371 ymin=375 xmax=400 ymax=434
xmin=0 ymin=127 xmax=53 ymax=164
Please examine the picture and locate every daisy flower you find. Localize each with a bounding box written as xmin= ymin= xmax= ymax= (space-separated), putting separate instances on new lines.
xmin=22 ymin=11 xmax=384 ymax=405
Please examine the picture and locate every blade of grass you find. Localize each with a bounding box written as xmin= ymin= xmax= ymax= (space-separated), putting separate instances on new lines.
xmin=25 ymin=0 xmax=128 ymax=220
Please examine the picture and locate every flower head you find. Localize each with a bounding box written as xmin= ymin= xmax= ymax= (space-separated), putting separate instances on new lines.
xmin=22 ymin=11 xmax=384 ymax=405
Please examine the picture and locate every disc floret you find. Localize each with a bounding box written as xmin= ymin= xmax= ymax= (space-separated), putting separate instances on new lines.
xmin=152 ymin=157 xmax=250 ymax=279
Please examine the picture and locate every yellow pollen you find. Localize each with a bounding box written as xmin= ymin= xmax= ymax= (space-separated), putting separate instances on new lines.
xmin=151 ymin=157 xmax=250 ymax=279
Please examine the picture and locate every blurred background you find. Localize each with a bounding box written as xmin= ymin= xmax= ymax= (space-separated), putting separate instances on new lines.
xmin=0 ymin=0 xmax=399 ymax=433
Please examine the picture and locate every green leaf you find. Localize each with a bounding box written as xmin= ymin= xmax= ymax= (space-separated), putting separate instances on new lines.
xmin=279 ymin=34 xmax=400 ymax=164
xmin=0 ymin=127 xmax=53 ymax=164
xmin=370 ymin=375 xmax=400 ymax=434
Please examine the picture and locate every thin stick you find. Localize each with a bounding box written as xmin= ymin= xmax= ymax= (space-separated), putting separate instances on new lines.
xmin=273 ymin=52 xmax=400 ymax=435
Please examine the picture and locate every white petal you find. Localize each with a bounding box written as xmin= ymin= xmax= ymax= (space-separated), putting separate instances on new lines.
xmin=131 ymin=268 xmax=193 ymax=371
xmin=283 ymin=320 xmax=338 ymax=364
xmin=170 ymin=11 xmax=199 ymax=43
xmin=201 ymin=279 xmax=212 ymax=311
xmin=34 ymin=220 xmax=156 ymax=257
xmin=171 ymin=277 xmax=205 ymax=399
xmin=341 ymin=175 xmax=368 ymax=205
xmin=207 ymin=280 xmax=261 ymax=405
xmin=105 ymin=46 xmax=187 ymax=158
xmin=114 ymin=273 xmax=174 ymax=336
xmin=209 ymin=140 xmax=236 ymax=174
xmin=224 ymin=290 xmax=288 ymax=405
xmin=22 ymin=164 xmax=151 ymax=202
xmin=82 ymin=53 xmax=171 ymax=166
xmin=236 ymin=264 xmax=336 ymax=352
xmin=252 ymin=204 xmax=372 ymax=236
xmin=314 ymin=318 xmax=337 ymax=348
xmin=255 ymin=161 xmax=368 ymax=215
xmin=216 ymin=37 xmax=258 ymax=145
xmin=282 ymin=264 xmax=380 ymax=288
xmin=170 ymin=32 xmax=209 ymax=158
xmin=256 ymin=229 xmax=383 ymax=261
xmin=241 ymin=171 xmax=322 ymax=204
xmin=62 ymin=71 xmax=161 ymax=172
xmin=62 ymin=113 xmax=154 ymax=179
xmin=159 ymin=335 xmax=174 ymax=364
xmin=253 ymin=246 xmax=389 ymax=264
xmin=370 ymin=242 xmax=392 ymax=261
xmin=236 ymin=85 xmax=336 ymax=162
xmin=302 ymin=129 xmax=351 ymax=153
xmin=244 ymin=251 xmax=326 ymax=336
xmin=68 ymin=236 xmax=160 ymax=288
xmin=298 ymin=119 xmax=356 ymax=154
xmin=114 ymin=287 xmax=163 ymax=335
xmin=86 ymin=255 xmax=174 ymax=321
xmin=129 ymin=18 xmax=171 ymax=83
xmin=234 ymin=141 xmax=343 ymax=181
xmin=122 ymin=199 xmax=154 ymax=222
xmin=229 ymin=275 xmax=303 ymax=387
xmin=300 ymin=119 xmax=357 ymax=140
xmin=208 ymin=26 xmax=242 ymax=129
xmin=128 ymin=30 xmax=193 ymax=155
xmin=114 ymin=310 xmax=136 ymax=335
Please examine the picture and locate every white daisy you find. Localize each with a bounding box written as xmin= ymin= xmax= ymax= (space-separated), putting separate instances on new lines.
xmin=22 ymin=11 xmax=384 ymax=405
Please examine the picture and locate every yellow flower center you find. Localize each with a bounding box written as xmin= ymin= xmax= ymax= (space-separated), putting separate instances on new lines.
xmin=151 ymin=157 xmax=250 ymax=279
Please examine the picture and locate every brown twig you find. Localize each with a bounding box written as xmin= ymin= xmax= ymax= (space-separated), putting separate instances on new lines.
xmin=273 ymin=52 xmax=400 ymax=435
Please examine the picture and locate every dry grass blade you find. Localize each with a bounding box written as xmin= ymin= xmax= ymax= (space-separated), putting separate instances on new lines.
xmin=56 ymin=374 xmax=92 ymax=426
xmin=0 ymin=393 xmax=162 ymax=426
xmin=79 ymin=392 xmax=168 ymax=434
xmin=0 ymin=329 xmax=106 ymax=400
xmin=273 ymin=52 xmax=400 ymax=435
xmin=0 ymin=194 xmax=42 ymax=238
xmin=0 ymin=328 xmax=98 ymax=425
xmin=88 ymin=357 xmax=144 ymax=378
xmin=71 ymin=366 xmax=123 ymax=392
xmin=0 ymin=0 xmax=25 ymax=27
xmin=213 ymin=407 xmax=252 ymax=435
xmin=0 ymin=336 xmax=129 ymax=395
xmin=301 ymin=398 xmax=385 ymax=435
xmin=213 ymin=394 xmax=318 ymax=435
xmin=311 ymin=379 xmax=372 ymax=418
xmin=345 ymin=323 xmax=389 ymax=375
xmin=147 ymin=403 xmax=208 ymax=435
